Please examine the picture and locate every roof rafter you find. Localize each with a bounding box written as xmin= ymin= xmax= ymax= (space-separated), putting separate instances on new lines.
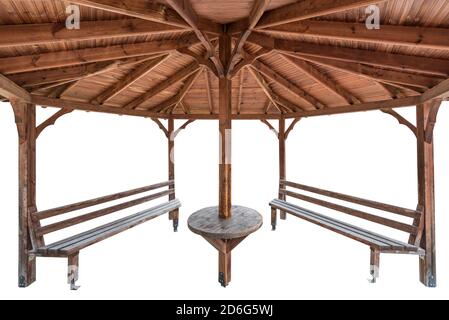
xmin=280 ymin=54 xmax=360 ymax=105
xmin=124 ymin=61 xmax=200 ymax=110
xmin=247 ymin=33 xmax=449 ymax=77
xmin=0 ymin=19 xmax=185 ymax=48
xmin=247 ymin=66 xmax=301 ymax=113
xmin=251 ymin=59 xmax=324 ymax=110
xmin=177 ymin=48 xmax=219 ymax=77
xmin=91 ymin=54 xmax=170 ymax=105
xmin=0 ymin=73 xmax=31 ymax=103
xmin=287 ymin=54 xmax=440 ymax=91
xmin=226 ymin=0 xmax=270 ymax=75
xmin=263 ymin=20 xmax=449 ymax=51
xmin=0 ymin=35 xmax=200 ymax=75
xmin=166 ymin=0 xmax=224 ymax=76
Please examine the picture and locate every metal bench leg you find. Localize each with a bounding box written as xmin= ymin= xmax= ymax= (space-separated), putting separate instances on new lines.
xmin=68 ymin=252 xmax=80 ymax=290
xmin=169 ymin=208 xmax=179 ymax=232
xmin=271 ymin=207 xmax=277 ymax=231
xmin=369 ymin=248 xmax=380 ymax=283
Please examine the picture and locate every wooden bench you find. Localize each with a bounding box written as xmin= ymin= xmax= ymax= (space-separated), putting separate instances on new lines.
xmin=29 ymin=180 xmax=180 ymax=289
xmin=270 ymin=180 xmax=425 ymax=283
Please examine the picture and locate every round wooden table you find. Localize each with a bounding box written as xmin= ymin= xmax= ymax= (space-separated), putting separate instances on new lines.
xmin=188 ymin=206 xmax=263 ymax=287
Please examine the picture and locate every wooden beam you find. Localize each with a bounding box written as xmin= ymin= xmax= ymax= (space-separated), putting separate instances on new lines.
xmin=36 ymin=108 xmax=73 ymax=138
xmin=236 ymin=69 xmax=245 ymax=115
xmin=7 ymin=57 xmax=151 ymax=87
xmin=0 ymin=73 xmax=31 ymax=102
xmin=10 ymin=100 xmax=37 ymax=287
xmin=173 ymin=119 xmax=195 ymax=138
xmin=0 ymin=19 xmax=184 ymax=48
xmin=177 ymin=48 xmax=219 ymax=77
xmin=260 ymin=119 xmax=279 ymax=137
xmin=69 ymin=0 xmax=190 ymax=29
xmin=247 ymin=33 xmax=449 ymax=77
xmin=381 ymin=108 xmax=417 ymax=137
xmin=252 ymin=59 xmax=325 ymax=110
xmin=420 ymin=78 xmax=449 ymax=103
xmin=124 ymin=62 xmax=200 ymax=110
xmin=204 ymin=69 xmax=214 ymax=114
xmin=255 ymin=0 xmax=387 ymax=29
xmin=288 ymin=54 xmax=440 ymax=90
xmin=415 ymin=100 xmax=441 ymax=287
xmin=219 ymin=34 xmax=232 ymax=219
xmin=425 ymin=100 xmax=441 ymax=143
xmin=166 ymin=0 xmax=224 ymax=76
xmin=278 ymin=118 xmax=286 ymax=220
xmin=149 ymin=68 xmax=202 ymax=113
xmin=264 ymin=20 xmax=449 ymax=51
xmin=227 ymin=0 xmax=270 ymax=75
xmin=91 ymin=54 xmax=169 ymax=104
xmin=151 ymin=118 xmax=169 ymax=138
xmin=285 ymin=96 xmax=420 ymax=118
xmin=285 ymin=118 xmax=301 ymax=139
xmin=280 ymin=54 xmax=360 ymax=104
xmin=247 ymin=66 xmax=290 ymax=113
xmin=228 ymin=47 xmax=272 ymax=78
xmin=31 ymin=95 xmax=167 ymax=118
xmin=0 ymin=35 xmax=200 ymax=75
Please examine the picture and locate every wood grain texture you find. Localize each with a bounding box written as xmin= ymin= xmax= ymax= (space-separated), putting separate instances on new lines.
xmin=188 ymin=206 xmax=263 ymax=239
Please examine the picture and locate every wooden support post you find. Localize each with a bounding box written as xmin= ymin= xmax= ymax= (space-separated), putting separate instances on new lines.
xmin=369 ymin=248 xmax=380 ymax=283
xmin=219 ymin=241 xmax=231 ymax=287
xmin=168 ymin=118 xmax=178 ymax=232
xmin=68 ymin=252 xmax=80 ymax=290
xmin=271 ymin=207 xmax=277 ymax=231
xmin=415 ymin=100 xmax=441 ymax=287
xmin=219 ymin=33 xmax=232 ymax=219
xmin=279 ymin=118 xmax=287 ymax=220
xmin=11 ymin=100 xmax=37 ymax=287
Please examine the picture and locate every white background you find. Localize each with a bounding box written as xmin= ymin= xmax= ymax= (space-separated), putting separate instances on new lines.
xmin=0 ymin=101 xmax=448 ymax=300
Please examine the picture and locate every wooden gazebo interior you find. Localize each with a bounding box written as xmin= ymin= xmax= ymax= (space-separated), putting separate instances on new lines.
xmin=0 ymin=0 xmax=448 ymax=289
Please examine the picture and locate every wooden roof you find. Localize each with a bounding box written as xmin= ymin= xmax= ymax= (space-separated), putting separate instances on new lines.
xmin=1 ymin=0 xmax=449 ymax=120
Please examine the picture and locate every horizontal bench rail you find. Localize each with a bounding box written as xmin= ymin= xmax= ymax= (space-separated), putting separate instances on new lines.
xmin=280 ymin=189 xmax=417 ymax=234
xmin=37 ymin=189 xmax=174 ymax=236
xmin=281 ymin=180 xmax=421 ymax=219
xmin=35 ymin=180 xmax=174 ymax=220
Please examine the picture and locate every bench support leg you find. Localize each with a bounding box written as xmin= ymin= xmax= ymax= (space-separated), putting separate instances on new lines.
xmin=169 ymin=209 xmax=179 ymax=232
xmin=369 ymin=248 xmax=380 ymax=283
xmin=271 ymin=207 xmax=277 ymax=230
xmin=68 ymin=253 xmax=80 ymax=290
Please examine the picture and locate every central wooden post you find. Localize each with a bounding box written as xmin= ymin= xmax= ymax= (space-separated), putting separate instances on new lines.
xmin=415 ymin=100 xmax=440 ymax=287
xmin=218 ymin=32 xmax=232 ymax=286
xmin=278 ymin=118 xmax=287 ymax=220
xmin=219 ymin=33 xmax=232 ymax=219
xmin=11 ymin=100 xmax=37 ymax=287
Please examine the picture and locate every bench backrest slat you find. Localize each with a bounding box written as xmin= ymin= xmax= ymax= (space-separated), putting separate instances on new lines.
xmin=35 ymin=180 xmax=174 ymax=220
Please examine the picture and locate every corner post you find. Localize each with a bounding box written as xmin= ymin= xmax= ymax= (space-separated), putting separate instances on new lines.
xmin=11 ymin=100 xmax=37 ymax=287
xmin=416 ymin=100 xmax=440 ymax=287
xmin=279 ymin=117 xmax=287 ymax=220
xmin=168 ymin=117 xmax=178 ymax=231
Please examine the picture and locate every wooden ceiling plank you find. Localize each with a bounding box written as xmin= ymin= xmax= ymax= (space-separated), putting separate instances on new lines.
xmin=0 ymin=35 xmax=200 ymax=75
xmin=251 ymin=59 xmax=324 ymax=110
xmin=263 ymin=20 xmax=449 ymax=51
xmin=255 ymin=0 xmax=387 ymax=30
xmin=0 ymin=19 xmax=185 ymax=48
xmin=280 ymin=54 xmax=360 ymax=105
xmin=124 ymin=61 xmax=200 ymax=110
xmin=91 ymin=54 xmax=170 ymax=104
xmin=247 ymin=33 xmax=449 ymax=77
